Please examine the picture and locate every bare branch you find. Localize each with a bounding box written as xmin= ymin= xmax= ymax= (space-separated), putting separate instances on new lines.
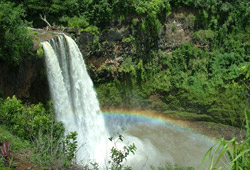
xmin=40 ymin=14 xmax=51 ymax=28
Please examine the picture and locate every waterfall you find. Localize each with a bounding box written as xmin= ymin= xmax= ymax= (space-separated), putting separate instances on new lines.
xmin=41 ymin=33 xmax=220 ymax=170
xmin=42 ymin=34 xmax=109 ymax=166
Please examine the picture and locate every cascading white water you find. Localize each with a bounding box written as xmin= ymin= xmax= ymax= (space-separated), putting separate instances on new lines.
xmin=41 ymin=33 xmax=223 ymax=170
xmin=42 ymin=34 xmax=109 ymax=165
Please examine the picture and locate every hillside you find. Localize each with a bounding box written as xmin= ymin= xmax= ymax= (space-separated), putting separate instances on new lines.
xmin=0 ymin=0 xmax=250 ymax=169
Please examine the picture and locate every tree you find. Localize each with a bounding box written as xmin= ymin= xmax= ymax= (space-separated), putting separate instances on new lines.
xmin=0 ymin=1 xmax=33 ymax=65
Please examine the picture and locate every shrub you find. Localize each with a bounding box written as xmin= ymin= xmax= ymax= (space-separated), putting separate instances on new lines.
xmin=0 ymin=96 xmax=78 ymax=169
xmin=108 ymin=135 xmax=136 ymax=170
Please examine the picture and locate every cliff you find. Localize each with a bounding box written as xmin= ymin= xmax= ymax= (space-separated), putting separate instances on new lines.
xmin=0 ymin=9 xmax=248 ymax=127
xmin=0 ymin=10 xmax=195 ymax=102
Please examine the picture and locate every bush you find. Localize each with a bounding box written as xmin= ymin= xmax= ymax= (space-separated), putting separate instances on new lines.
xmin=108 ymin=135 xmax=136 ymax=170
xmin=0 ymin=96 xmax=78 ymax=169
xmin=193 ymin=30 xmax=215 ymax=47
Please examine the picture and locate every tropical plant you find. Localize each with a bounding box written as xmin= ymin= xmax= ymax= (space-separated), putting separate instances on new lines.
xmin=199 ymin=109 xmax=250 ymax=170
xmin=0 ymin=141 xmax=11 ymax=162
xmin=0 ymin=140 xmax=17 ymax=169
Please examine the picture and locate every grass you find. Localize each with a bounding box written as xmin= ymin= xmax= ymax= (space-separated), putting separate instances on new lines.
xmin=164 ymin=110 xmax=212 ymax=121
xmin=150 ymin=162 xmax=194 ymax=170
xmin=0 ymin=125 xmax=31 ymax=151
xmin=0 ymin=125 xmax=33 ymax=169
xmin=199 ymin=109 xmax=250 ymax=170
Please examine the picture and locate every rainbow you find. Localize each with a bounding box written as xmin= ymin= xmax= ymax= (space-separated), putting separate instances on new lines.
xmin=102 ymin=108 xmax=216 ymax=143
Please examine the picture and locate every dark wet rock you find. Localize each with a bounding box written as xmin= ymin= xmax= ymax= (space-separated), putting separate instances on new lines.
xmin=0 ymin=58 xmax=49 ymax=103
xmin=76 ymin=32 xmax=94 ymax=57
xmin=100 ymin=30 xmax=123 ymax=42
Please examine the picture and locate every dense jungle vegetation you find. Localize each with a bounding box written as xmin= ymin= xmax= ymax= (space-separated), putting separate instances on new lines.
xmin=0 ymin=0 xmax=250 ymax=169
xmin=1 ymin=0 xmax=250 ymax=126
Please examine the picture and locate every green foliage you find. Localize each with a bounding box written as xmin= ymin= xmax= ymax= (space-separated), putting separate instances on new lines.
xmin=119 ymin=58 xmax=136 ymax=75
xmin=96 ymin=81 xmax=123 ymax=107
xmin=60 ymin=15 xmax=100 ymax=34
xmin=193 ymin=30 xmax=214 ymax=47
xmin=19 ymin=0 xmax=80 ymax=27
xmin=62 ymin=132 xmax=78 ymax=167
xmin=0 ymin=156 xmax=17 ymax=170
xmin=0 ymin=96 xmax=78 ymax=169
xmin=1 ymin=0 xmax=250 ymax=168
xmin=170 ymin=0 xmax=194 ymax=7
xmin=138 ymin=13 xmax=162 ymax=50
xmin=200 ymin=110 xmax=250 ymax=170
xmin=31 ymin=128 xmax=78 ymax=169
xmin=151 ymin=162 xmax=194 ymax=170
xmin=3 ymin=0 xmax=249 ymax=38
xmin=0 ymin=96 xmax=63 ymax=140
xmin=2 ymin=0 xmax=249 ymax=135
xmin=0 ymin=96 xmax=23 ymax=125
xmin=83 ymin=25 xmax=99 ymax=35
xmin=0 ymin=127 xmax=29 ymax=169
xmin=200 ymin=60 xmax=250 ymax=170
xmin=60 ymin=15 xmax=89 ymax=29
xmin=0 ymin=1 xmax=33 ymax=65
xmin=0 ymin=141 xmax=11 ymax=165
xmin=95 ymin=41 xmax=247 ymax=126
xmin=108 ymin=135 xmax=136 ymax=170
xmin=36 ymin=44 xmax=44 ymax=58
xmin=194 ymin=0 xmax=250 ymax=33
xmin=122 ymin=35 xmax=135 ymax=43
xmin=135 ymin=0 xmax=170 ymax=15
xmin=0 ymin=126 xmax=30 ymax=151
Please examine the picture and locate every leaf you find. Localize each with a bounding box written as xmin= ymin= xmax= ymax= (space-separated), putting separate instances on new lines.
xmin=119 ymin=135 xmax=123 ymax=141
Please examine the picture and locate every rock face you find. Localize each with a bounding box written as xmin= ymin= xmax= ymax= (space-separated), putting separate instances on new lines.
xmin=75 ymin=11 xmax=195 ymax=82
xmin=0 ymin=58 xmax=49 ymax=103
xmin=0 ymin=30 xmax=68 ymax=103
xmin=0 ymin=10 xmax=196 ymax=103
